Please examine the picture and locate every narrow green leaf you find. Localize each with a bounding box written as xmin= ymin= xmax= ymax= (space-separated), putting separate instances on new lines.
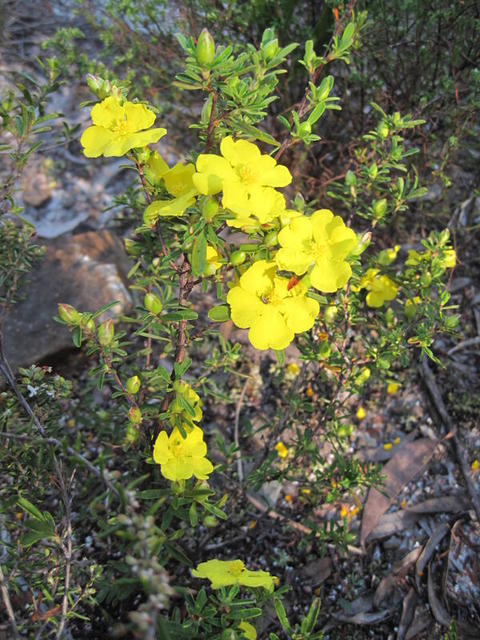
xmin=191 ymin=231 xmax=207 ymax=276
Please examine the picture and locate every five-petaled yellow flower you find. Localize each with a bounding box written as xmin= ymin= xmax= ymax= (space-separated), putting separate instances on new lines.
xmin=192 ymin=559 xmax=275 ymax=591
xmin=274 ymin=442 xmax=289 ymax=458
xmin=153 ymin=425 xmax=213 ymax=482
xmin=227 ymin=260 xmax=319 ymax=351
xmin=359 ymin=268 xmax=398 ymax=307
xmin=192 ymin=136 xmax=292 ymax=224
xmin=276 ymin=210 xmax=357 ymax=293
xmin=81 ymin=96 xmax=166 ymax=158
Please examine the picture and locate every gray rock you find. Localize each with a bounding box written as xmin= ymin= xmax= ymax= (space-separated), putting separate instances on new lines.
xmin=2 ymin=230 xmax=132 ymax=371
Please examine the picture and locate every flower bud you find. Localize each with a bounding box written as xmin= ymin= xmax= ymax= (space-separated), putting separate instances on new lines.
xmin=377 ymin=121 xmax=389 ymax=139
xmin=144 ymin=292 xmax=163 ymax=315
xmin=126 ymin=375 xmax=141 ymax=395
xmin=345 ymin=170 xmax=357 ymax=186
xmin=97 ymin=320 xmax=114 ymax=346
xmin=230 ymin=250 xmax=246 ymax=266
xmin=134 ymin=147 xmax=151 ymax=164
xmin=202 ymin=198 xmax=219 ymax=221
xmin=124 ymin=422 xmax=139 ymax=445
xmin=128 ymin=406 xmax=142 ymax=425
xmin=420 ymin=271 xmax=432 ymax=287
xmin=373 ymin=198 xmax=387 ymax=219
xmin=262 ymin=38 xmax=279 ymax=61
xmin=264 ymin=230 xmax=278 ymax=247
xmin=298 ymin=121 xmax=312 ymax=136
xmin=58 ymin=303 xmax=81 ymax=325
xmin=368 ymin=163 xmax=378 ymax=180
xmin=196 ymin=29 xmax=215 ymax=67
xmin=324 ymin=305 xmax=338 ymax=324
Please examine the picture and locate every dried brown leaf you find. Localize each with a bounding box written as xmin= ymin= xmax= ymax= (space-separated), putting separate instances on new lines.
xmin=416 ymin=523 xmax=450 ymax=579
xmin=361 ymin=438 xmax=438 ymax=546
xmin=397 ymin=587 xmax=417 ymax=640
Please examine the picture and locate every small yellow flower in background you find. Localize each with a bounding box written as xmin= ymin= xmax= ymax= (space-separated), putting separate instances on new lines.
xmin=355 ymin=367 xmax=371 ymax=386
xmin=306 ymin=385 xmax=314 ymax=397
xmin=227 ymin=260 xmax=319 ymax=351
xmin=192 ymin=559 xmax=275 ymax=591
xmin=285 ymin=362 xmax=300 ymax=379
xmin=378 ymin=245 xmax=400 ymax=266
xmin=405 ymin=296 xmax=421 ymax=319
xmin=153 ymin=425 xmax=213 ymax=481
xmin=193 ymin=136 xmax=291 ymax=226
xmin=383 ymin=442 xmax=393 ymax=451
xmin=393 ymin=437 xmax=401 ymax=445
xmin=239 ymin=620 xmax=257 ymax=640
xmin=472 ymin=459 xmax=479 ymax=472
xmin=301 ymin=487 xmax=311 ymax=495
xmin=440 ymin=248 xmax=456 ymax=269
xmin=81 ymin=96 xmax=166 ymax=158
xmin=356 ymin=406 xmax=366 ymax=421
xmin=284 ymin=494 xmax=292 ymax=503
xmin=387 ymin=382 xmax=399 ymax=394
xmin=276 ymin=210 xmax=357 ymax=293
xmin=274 ymin=442 xmax=289 ymax=459
xmin=169 ymin=381 xmax=203 ymax=424
xmin=339 ymin=504 xmax=349 ymax=518
xmin=201 ymin=246 xmax=222 ymax=276
xmin=359 ymin=268 xmax=398 ymax=308
xmin=400 ymin=499 xmax=407 ymax=508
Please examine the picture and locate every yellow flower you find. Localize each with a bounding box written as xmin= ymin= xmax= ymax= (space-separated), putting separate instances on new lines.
xmin=274 ymin=442 xmax=289 ymax=458
xmin=153 ymin=425 xmax=213 ymax=482
xmin=471 ymin=459 xmax=479 ymax=472
xmin=441 ymin=249 xmax=456 ymax=269
xmin=193 ymin=136 xmax=292 ymax=224
xmin=192 ymin=559 xmax=275 ymax=591
xmin=378 ymin=245 xmax=400 ymax=266
xmin=387 ymin=382 xmax=399 ymax=394
xmin=227 ymin=260 xmax=319 ymax=351
xmin=169 ymin=381 xmax=203 ymax=424
xmin=359 ymin=268 xmax=398 ymax=307
xmin=383 ymin=442 xmax=393 ymax=451
xmin=276 ymin=210 xmax=357 ymax=293
xmin=143 ymin=157 xmax=198 ymax=223
xmin=81 ymin=96 xmax=166 ymax=158
xmin=239 ymin=621 xmax=257 ymax=640
xmin=356 ymin=406 xmax=366 ymax=421
xmin=285 ymin=362 xmax=300 ymax=379
xmin=203 ymin=246 xmax=222 ymax=276
xmin=393 ymin=437 xmax=401 ymax=445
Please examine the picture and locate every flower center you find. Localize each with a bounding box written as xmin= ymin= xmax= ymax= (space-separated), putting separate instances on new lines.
xmin=228 ymin=560 xmax=245 ymax=577
xmin=115 ymin=119 xmax=130 ymax=135
xmin=171 ymin=436 xmax=186 ymax=457
xmin=236 ymin=164 xmax=257 ymax=185
xmin=312 ymin=240 xmax=330 ymax=262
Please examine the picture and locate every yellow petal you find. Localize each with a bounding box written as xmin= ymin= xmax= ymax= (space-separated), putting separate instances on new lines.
xmin=103 ymin=128 xmax=167 ymax=157
xmin=249 ymin=308 xmax=293 ymax=350
xmin=222 ymin=180 xmax=251 ymax=216
xmin=275 ymin=247 xmax=312 ymax=274
xmin=153 ymin=431 xmax=171 ymax=465
xmin=220 ymin=136 xmax=260 ymax=166
xmin=310 ymin=260 xmax=352 ymax=293
xmin=227 ymin=287 xmax=264 ymax=328
xmin=260 ymin=163 xmax=292 ymax=187
xmin=280 ymin=296 xmax=319 ymax=333
xmin=191 ymin=456 xmax=214 ymax=480
xmin=90 ymin=96 xmax=123 ymax=128
xmin=80 ymin=126 xmax=116 ymax=158
xmin=239 ymin=260 xmax=276 ymax=297
xmin=124 ymin=101 xmax=156 ymax=131
xmin=311 ymin=209 xmax=334 ymax=244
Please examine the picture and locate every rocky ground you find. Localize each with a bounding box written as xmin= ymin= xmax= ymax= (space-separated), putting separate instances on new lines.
xmin=1 ymin=2 xmax=480 ymax=639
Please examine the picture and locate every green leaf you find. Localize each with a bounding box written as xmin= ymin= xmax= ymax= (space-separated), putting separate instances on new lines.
xmin=163 ymin=309 xmax=198 ymax=322
xmin=189 ymin=503 xmax=198 ymax=527
xmin=191 ymin=231 xmax=207 ymax=276
xmin=274 ymin=350 xmax=285 ymax=365
xmin=235 ymin=121 xmax=281 ymax=147
xmin=274 ymin=598 xmax=292 ymax=632
xmin=138 ymin=489 xmax=170 ymax=500
xmin=208 ymin=305 xmax=230 ymax=322
xmin=174 ymin=357 xmax=192 ymax=379
xmin=17 ymin=497 xmax=43 ymax=521
xmin=72 ymin=326 xmax=82 ymax=348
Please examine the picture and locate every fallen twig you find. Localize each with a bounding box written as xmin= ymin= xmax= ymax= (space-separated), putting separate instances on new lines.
xmin=234 ymin=379 xmax=249 ymax=483
xmin=0 ymin=563 xmax=19 ymax=639
xmin=421 ymin=358 xmax=480 ymax=523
